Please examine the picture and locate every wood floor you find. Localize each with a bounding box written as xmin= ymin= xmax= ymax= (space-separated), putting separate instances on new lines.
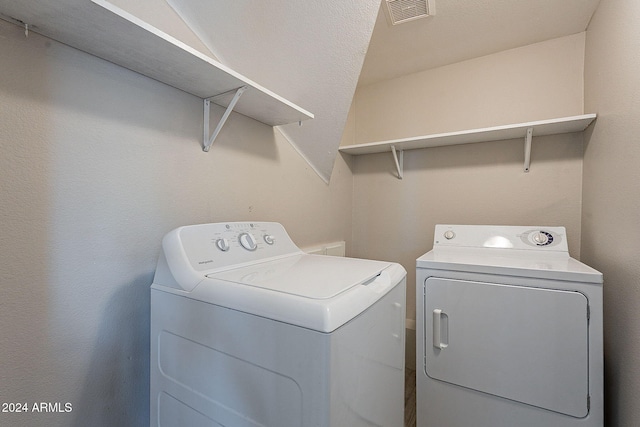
xmin=405 ymin=368 xmax=417 ymax=427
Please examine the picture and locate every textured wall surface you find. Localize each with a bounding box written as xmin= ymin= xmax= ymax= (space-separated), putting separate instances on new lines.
xmin=161 ymin=0 xmax=381 ymax=182
xmin=0 ymin=19 xmax=352 ymax=427
xmin=354 ymin=34 xmax=586 ymax=144
xmin=583 ymin=0 xmax=640 ymax=425
xmin=347 ymin=35 xmax=586 ymax=322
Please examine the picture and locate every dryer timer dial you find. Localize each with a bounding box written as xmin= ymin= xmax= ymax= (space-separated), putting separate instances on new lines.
xmin=531 ymin=230 xmax=554 ymax=246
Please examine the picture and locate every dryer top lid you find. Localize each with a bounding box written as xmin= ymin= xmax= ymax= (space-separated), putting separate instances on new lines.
xmin=418 ymin=225 xmax=602 ymax=284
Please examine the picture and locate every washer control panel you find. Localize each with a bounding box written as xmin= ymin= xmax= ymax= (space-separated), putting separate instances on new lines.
xmin=171 ymin=222 xmax=302 ymax=272
xmin=433 ymin=225 xmax=567 ymax=252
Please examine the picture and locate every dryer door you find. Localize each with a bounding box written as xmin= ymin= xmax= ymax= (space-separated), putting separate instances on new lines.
xmin=424 ymin=277 xmax=589 ymax=418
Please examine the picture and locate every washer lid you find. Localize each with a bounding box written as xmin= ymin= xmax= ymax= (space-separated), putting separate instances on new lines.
xmin=207 ymin=254 xmax=390 ymax=299
xmin=174 ymin=255 xmax=406 ymax=332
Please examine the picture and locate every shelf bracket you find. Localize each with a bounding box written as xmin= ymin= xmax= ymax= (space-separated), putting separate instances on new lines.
xmin=203 ymin=85 xmax=248 ymax=152
xmin=523 ymin=127 xmax=533 ymax=173
xmin=391 ymin=145 xmax=404 ymax=179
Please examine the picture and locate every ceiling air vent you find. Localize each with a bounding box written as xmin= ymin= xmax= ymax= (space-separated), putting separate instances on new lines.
xmin=384 ymin=0 xmax=435 ymax=25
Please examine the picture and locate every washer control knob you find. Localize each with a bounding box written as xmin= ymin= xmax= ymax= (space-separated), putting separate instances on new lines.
xmin=444 ymin=230 xmax=455 ymax=240
xmin=533 ymin=232 xmax=549 ymax=245
xmin=264 ymin=234 xmax=276 ymax=245
xmin=215 ymin=238 xmax=230 ymax=252
xmin=238 ymin=232 xmax=258 ymax=251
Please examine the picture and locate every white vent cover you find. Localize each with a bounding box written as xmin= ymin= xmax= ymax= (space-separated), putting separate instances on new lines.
xmin=384 ymin=0 xmax=435 ymax=25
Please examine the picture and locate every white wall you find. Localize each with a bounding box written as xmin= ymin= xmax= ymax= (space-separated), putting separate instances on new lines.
xmin=157 ymin=0 xmax=380 ymax=182
xmin=583 ymin=0 xmax=640 ymax=425
xmin=346 ymin=34 xmax=587 ymax=325
xmin=353 ymin=34 xmax=586 ymax=143
xmin=0 ymin=19 xmax=352 ymax=427
xmin=6 ymin=6 xmax=637 ymax=425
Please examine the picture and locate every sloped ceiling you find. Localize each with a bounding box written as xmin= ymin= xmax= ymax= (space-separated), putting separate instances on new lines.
xmin=0 ymin=0 xmax=380 ymax=183
xmin=165 ymin=0 xmax=381 ymax=183
xmin=151 ymin=0 xmax=601 ymax=180
xmin=0 ymin=0 xmax=602 ymax=182
xmin=360 ymin=0 xmax=601 ymax=86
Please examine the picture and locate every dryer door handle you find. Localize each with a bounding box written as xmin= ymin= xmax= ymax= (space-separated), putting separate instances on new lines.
xmin=433 ymin=309 xmax=449 ymax=349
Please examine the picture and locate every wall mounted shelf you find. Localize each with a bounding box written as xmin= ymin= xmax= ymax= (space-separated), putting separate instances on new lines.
xmin=0 ymin=0 xmax=314 ymax=151
xmin=339 ymin=114 xmax=596 ymax=178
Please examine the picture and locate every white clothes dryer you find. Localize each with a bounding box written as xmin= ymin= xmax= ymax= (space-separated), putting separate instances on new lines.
xmin=151 ymin=222 xmax=406 ymax=427
xmin=416 ymin=225 xmax=603 ymax=427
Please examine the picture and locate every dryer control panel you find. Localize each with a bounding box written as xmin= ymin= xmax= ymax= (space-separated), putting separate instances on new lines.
xmin=434 ymin=225 xmax=567 ymax=252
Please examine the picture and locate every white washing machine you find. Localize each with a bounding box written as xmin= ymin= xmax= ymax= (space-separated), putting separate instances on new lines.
xmin=416 ymin=225 xmax=603 ymax=427
xmin=150 ymin=221 xmax=406 ymax=427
